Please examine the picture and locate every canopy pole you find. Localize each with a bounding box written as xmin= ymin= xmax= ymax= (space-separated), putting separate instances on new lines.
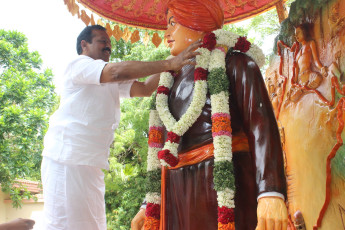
xmin=275 ymin=0 xmax=288 ymax=23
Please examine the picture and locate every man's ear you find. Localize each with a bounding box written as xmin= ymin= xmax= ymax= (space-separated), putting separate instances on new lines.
xmin=81 ymin=40 xmax=88 ymax=53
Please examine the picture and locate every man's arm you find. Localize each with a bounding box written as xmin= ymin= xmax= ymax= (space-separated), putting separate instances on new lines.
xmin=100 ymin=40 xmax=201 ymax=83
xmin=130 ymin=73 xmax=160 ymax=97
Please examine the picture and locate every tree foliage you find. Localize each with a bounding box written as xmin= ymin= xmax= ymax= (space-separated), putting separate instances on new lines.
xmin=104 ymin=30 xmax=169 ymax=229
xmin=0 ymin=30 xmax=57 ymax=207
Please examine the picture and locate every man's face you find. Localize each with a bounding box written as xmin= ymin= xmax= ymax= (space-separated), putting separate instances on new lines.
xmin=82 ymin=29 xmax=111 ymax=62
xmin=164 ymin=11 xmax=205 ymax=56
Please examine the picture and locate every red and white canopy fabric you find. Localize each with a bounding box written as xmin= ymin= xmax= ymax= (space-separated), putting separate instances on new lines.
xmin=67 ymin=0 xmax=286 ymax=30
xmin=64 ymin=0 xmax=287 ymax=47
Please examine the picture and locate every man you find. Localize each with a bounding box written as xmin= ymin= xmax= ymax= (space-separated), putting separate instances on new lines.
xmin=41 ymin=25 xmax=201 ymax=230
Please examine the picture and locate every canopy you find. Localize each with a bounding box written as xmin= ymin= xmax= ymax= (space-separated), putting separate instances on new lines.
xmin=64 ymin=0 xmax=287 ymax=46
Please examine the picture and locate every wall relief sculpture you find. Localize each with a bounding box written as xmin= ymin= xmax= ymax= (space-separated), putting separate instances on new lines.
xmin=265 ymin=0 xmax=345 ymax=229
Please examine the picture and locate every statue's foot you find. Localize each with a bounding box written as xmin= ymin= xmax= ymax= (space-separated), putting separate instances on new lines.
xmin=307 ymin=73 xmax=323 ymax=89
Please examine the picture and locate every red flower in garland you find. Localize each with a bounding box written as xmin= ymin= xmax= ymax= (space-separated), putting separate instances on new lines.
xmin=157 ymin=149 xmax=179 ymax=167
xmin=146 ymin=203 xmax=160 ymax=220
xmin=233 ymin=36 xmax=251 ymax=53
xmin=166 ymin=131 xmax=180 ymax=143
xmin=158 ymin=149 xmax=169 ymax=159
xmin=194 ymin=67 xmax=208 ymax=81
xmin=168 ymin=70 xmax=178 ymax=78
xmin=157 ymin=86 xmax=170 ymax=95
xmin=218 ymin=207 xmax=235 ymax=224
xmin=201 ymin=32 xmax=217 ymax=51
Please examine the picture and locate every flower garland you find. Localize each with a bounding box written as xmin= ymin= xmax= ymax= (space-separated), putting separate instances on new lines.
xmin=144 ymin=29 xmax=265 ymax=230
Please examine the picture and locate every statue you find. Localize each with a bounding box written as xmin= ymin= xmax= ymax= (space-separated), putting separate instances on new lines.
xmin=265 ymin=70 xmax=284 ymax=114
xmin=132 ymin=0 xmax=288 ymax=229
xmin=294 ymin=23 xmax=327 ymax=89
xmin=285 ymin=23 xmax=328 ymax=103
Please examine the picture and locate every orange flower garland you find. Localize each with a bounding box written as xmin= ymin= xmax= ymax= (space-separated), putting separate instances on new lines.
xmin=218 ymin=222 xmax=235 ymax=230
xmin=148 ymin=127 xmax=164 ymax=148
xmin=144 ymin=216 xmax=160 ymax=230
xmin=211 ymin=113 xmax=232 ymax=136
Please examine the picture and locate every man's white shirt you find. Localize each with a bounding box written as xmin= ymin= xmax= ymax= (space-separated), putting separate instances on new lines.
xmin=43 ymin=55 xmax=133 ymax=170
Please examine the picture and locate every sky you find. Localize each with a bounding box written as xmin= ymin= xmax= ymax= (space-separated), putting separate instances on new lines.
xmin=0 ymin=0 xmax=87 ymax=93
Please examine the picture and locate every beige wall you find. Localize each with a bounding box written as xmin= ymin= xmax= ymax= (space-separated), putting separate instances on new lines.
xmin=0 ymin=191 xmax=8 ymax=223
xmin=0 ymin=191 xmax=44 ymax=230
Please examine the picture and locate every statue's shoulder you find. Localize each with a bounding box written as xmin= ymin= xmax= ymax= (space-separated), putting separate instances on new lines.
xmin=214 ymin=29 xmax=265 ymax=68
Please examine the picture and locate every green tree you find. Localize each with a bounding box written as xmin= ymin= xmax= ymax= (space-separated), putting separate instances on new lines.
xmin=104 ymin=30 xmax=169 ymax=229
xmin=0 ymin=29 xmax=57 ymax=207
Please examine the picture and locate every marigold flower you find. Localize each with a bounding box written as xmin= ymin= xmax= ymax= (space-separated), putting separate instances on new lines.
xmin=144 ymin=216 xmax=160 ymax=230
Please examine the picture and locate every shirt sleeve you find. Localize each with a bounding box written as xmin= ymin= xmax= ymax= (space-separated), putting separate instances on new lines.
xmin=118 ymin=80 xmax=135 ymax=98
xmin=70 ymin=56 xmax=107 ymax=85
xmin=257 ymin=192 xmax=285 ymax=201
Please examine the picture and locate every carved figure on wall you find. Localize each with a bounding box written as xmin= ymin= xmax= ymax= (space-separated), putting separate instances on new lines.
xmin=266 ymin=71 xmax=284 ymax=113
xmin=294 ymin=23 xmax=327 ymax=88
xmin=277 ymin=29 xmax=342 ymax=109
xmin=286 ymin=23 xmax=328 ymax=103
xmin=329 ymin=2 xmax=345 ymax=38
xmin=264 ymin=0 xmax=345 ymax=229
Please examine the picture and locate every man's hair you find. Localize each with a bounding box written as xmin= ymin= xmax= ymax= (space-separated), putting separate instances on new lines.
xmin=76 ymin=25 xmax=106 ymax=55
xmin=295 ymin=23 xmax=314 ymax=42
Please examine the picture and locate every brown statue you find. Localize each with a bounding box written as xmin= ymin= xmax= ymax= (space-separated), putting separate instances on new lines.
xmin=132 ymin=0 xmax=288 ymax=229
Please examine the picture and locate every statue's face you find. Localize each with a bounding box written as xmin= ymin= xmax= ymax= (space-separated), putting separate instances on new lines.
xmin=295 ymin=27 xmax=305 ymax=43
xmin=165 ymin=10 xmax=205 ymax=56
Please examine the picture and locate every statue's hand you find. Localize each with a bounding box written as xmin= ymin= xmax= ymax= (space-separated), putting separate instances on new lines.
xmin=131 ymin=208 xmax=145 ymax=230
xmin=169 ymin=40 xmax=202 ymax=71
xmin=255 ymin=197 xmax=288 ymax=230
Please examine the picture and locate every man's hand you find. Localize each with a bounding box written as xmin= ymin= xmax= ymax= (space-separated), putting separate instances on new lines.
xmin=255 ymin=197 xmax=288 ymax=230
xmin=131 ymin=208 xmax=146 ymax=230
xmin=168 ymin=40 xmax=202 ymax=71
xmin=0 ymin=218 xmax=35 ymax=230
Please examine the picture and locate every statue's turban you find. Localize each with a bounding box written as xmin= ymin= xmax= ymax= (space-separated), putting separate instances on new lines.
xmin=167 ymin=0 xmax=224 ymax=32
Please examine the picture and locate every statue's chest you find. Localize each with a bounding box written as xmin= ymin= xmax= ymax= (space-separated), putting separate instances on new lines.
xmin=168 ymin=65 xmax=195 ymax=120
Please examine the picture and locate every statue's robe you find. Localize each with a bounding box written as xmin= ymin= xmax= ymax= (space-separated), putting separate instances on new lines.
xmin=164 ymin=52 xmax=287 ymax=230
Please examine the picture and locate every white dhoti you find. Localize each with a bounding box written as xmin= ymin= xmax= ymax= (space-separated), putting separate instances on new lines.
xmin=41 ymin=157 xmax=107 ymax=230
